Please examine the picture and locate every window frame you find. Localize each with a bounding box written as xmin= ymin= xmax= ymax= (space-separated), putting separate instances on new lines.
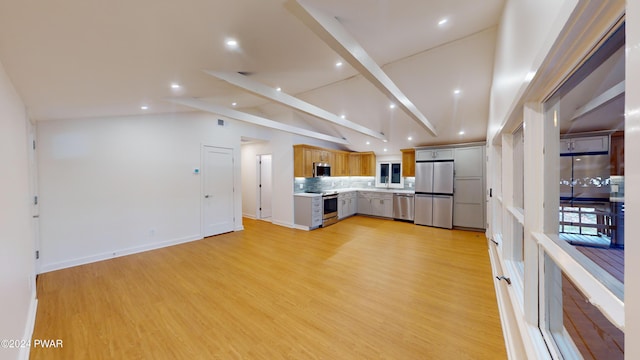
xmin=375 ymin=161 xmax=404 ymax=189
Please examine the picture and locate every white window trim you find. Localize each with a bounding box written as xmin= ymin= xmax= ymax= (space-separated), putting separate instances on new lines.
xmin=534 ymin=232 xmax=625 ymax=329
xmin=375 ymin=161 xmax=404 ymax=189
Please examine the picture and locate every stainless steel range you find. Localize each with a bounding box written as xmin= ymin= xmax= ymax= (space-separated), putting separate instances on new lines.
xmin=321 ymin=192 xmax=338 ymax=227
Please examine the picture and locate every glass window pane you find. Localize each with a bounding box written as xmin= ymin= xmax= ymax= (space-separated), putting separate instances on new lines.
xmin=544 ymin=254 xmax=624 ymax=359
xmin=562 ymin=272 xmax=624 ymax=359
xmin=380 ymin=163 xmax=389 ymax=184
xmin=391 ymin=163 xmax=401 ymax=184
xmin=513 ymin=126 xmax=524 ymax=209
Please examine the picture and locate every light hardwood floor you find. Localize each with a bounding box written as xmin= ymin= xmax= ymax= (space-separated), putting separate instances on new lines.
xmin=31 ymin=216 xmax=506 ymax=359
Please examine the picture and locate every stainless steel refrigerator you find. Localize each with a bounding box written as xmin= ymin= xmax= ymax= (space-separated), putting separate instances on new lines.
xmin=414 ymin=160 xmax=454 ymax=229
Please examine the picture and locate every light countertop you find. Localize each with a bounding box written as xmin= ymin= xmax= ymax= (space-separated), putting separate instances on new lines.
xmin=294 ymin=188 xmax=415 ymax=196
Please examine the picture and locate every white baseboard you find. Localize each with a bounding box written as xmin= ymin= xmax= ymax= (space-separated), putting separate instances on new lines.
xmin=19 ymin=295 xmax=38 ymax=360
xmin=293 ymin=224 xmax=310 ymax=231
xmin=39 ymin=234 xmax=203 ymax=274
xmin=242 ymin=212 xmax=256 ymax=219
xmin=271 ymin=219 xmax=295 ymax=228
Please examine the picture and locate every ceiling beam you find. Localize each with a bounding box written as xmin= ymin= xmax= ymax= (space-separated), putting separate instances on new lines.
xmin=205 ymin=70 xmax=387 ymax=141
xmin=167 ymin=97 xmax=349 ymax=145
xmin=570 ymin=80 xmax=625 ymax=121
xmin=293 ymin=0 xmax=438 ymax=137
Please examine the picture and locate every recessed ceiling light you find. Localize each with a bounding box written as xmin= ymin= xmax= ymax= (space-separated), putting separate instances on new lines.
xmin=383 ymin=139 xmax=388 ymax=143
xmin=335 ymin=61 xmax=343 ymax=67
xmin=453 ymin=89 xmax=461 ymax=95
xmin=140 ymin=105 xmax=149 ymax=110
xmin=438 ymin=18 xmax=448 ymax=26
xmin=366 ymin=141 xmax=370 ymax=145
xmin=389 ymin=104 xmax=396 ymax=109
xmin=383 ymin=148 xmax=388 ymax=152
xmin=232 ymin=102 xmax=237 ymax=106
xmin=226 ymin=39 xmax=238 ymax=48
xmin=525 ymin=71 xmax=536 ymax=82
xmin=276 ymin=87 xmax=282 ymax=92
xmin=171 ymin=83 xmax=181 ymax=89
xmin=340 ymin=114 xmax=346 ymax=119
xmin=408 ymin=136 xmax=413 ymax=141
xmin=459 ymin=130 xmax=465 ymax=135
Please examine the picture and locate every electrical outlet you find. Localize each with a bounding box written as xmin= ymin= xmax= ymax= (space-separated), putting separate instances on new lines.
xmin=367 ymin=182 xmax=371 ymax=186
xmin=299 ymin=184 xmax=303 ymax=189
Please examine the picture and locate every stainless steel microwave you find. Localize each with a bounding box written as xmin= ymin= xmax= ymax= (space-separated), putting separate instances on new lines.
xmin=313 ymin=162 xmax=331 ymax=177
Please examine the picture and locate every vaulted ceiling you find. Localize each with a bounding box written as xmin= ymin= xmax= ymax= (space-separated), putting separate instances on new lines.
xmin=0 ymin=0 xmax=506 ymax=154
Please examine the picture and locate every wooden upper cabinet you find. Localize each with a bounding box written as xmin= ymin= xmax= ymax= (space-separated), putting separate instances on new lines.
xmin=349 ymin=153 xmax=362 ymax=176
xmin=333 ymin=151 xmax=350 ymax=177
xmin=348 ymin=152 xmax=376 ymax=176
xmin=359 ymin=152 xmax=376 ymax=176
xmin=401 ymin=148 xmax=415 ymax=177
xmin=610 ymin=131 xmax=624 ymax=176
xmin=294 ymin=145 xmax=313 ymax=178
xmin=310 ymin=148 xmax=333 ymax=164
xmin=294 ymin=144 xmax=375 ymax=178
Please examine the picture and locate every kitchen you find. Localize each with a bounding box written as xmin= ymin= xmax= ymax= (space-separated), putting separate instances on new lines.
xmin=292 ymin=143 xmax=486 ymax=232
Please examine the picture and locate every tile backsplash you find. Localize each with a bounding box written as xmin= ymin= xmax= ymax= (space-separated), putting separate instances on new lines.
xmin=294 ymin=176 xmax=415 ymax=193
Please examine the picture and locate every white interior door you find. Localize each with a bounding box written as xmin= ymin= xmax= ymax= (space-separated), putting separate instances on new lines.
xmin=203 ymin=146 xmax=234 ymax=237
xmin=258 ymin=154 xmax=272 ymax=219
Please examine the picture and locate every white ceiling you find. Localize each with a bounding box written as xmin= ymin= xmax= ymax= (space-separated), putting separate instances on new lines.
xmin=559 ymin=47 xmax=625 ymax=135
xmin=0 ymin=0 xmax=506 ymax=154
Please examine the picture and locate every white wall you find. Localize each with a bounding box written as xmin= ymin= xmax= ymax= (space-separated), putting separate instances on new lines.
xmin=0 ymin=61 xmax=37 ymax=359
xmin=625 ymin=2 xmax=640 ymax=357
xmin=37 ymin=110 xmax=342 ymax=272
xmin=37 ymin=112 xmax=254 ymax=272
xmin=487 ymin=0 xmax=578 ymax=141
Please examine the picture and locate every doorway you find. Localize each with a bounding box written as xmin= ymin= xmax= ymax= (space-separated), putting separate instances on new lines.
xmin=257 ymin=154 xmax=272 ymax=220
xmin=202 ymin=146 xmax=235 ymax=237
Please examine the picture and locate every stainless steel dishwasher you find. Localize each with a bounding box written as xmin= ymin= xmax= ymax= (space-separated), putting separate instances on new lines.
xmin=393 ymin=193 xmax=414 ymax=221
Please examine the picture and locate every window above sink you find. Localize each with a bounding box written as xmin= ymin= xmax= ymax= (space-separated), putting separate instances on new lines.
xmin=375 ymin=161 xmax=404 ymax=188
